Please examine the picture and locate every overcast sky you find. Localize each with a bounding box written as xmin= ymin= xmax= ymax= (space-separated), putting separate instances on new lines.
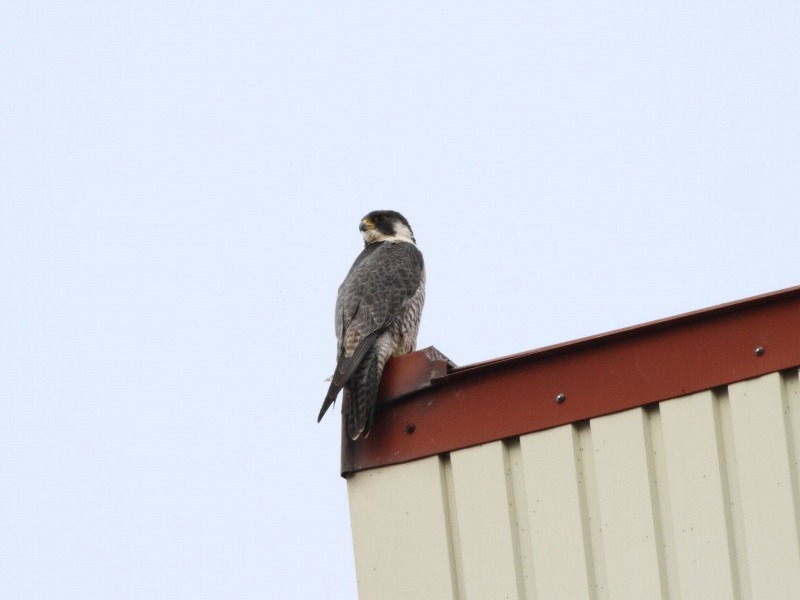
xmin=2 ymin=1 xmax=799 ymax=598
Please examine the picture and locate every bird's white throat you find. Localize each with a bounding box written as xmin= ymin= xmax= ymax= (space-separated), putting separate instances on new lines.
xmin=362 ymin=222 xmax=416 ymax=245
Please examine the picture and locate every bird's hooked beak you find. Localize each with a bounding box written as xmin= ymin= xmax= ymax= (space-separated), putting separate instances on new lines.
xmin=359 ymin=218 xmax=374 ymax=233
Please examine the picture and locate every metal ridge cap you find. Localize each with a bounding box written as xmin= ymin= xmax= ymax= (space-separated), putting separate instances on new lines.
xmin=443 ymin=283 xmax=800 ymax=379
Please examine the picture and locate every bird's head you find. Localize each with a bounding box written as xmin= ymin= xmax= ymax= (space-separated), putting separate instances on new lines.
xmin=359 ymin=210 xmax=416 ymax=245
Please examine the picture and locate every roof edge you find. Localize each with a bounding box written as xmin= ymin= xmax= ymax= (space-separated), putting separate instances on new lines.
xmin=447 ymin=284 xmax=800 ymax=378
xmin=342 ymin=284 xmax=800 ymax=477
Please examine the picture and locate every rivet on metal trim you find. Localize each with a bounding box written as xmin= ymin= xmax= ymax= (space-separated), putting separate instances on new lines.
xmin=555 ymin=393 xmax=566 ymax=404
xmin=405 ymin=423 xmax=416 ymax=434
xmin=755 ymin=346 xmax=765 ymax=357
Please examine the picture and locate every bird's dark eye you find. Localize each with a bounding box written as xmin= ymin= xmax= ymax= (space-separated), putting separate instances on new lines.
xmin=375 ymin=215 xmax=385 ymax=222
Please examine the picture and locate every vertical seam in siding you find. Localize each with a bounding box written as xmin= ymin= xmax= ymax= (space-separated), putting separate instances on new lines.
xmin=441 ymin=454 xmax=465 ymax=599
xmin=786 ymin=369 xmax=800 ymax=497
xmin=578 ymin=422 xmax=608 ymax=599
xmin=779 ymin=370 xmax=800 ymax=558
xmin=716 ymin=386 xmax=752 ymax=599
xmin=710 ymin=388 xmax=744 ymax=599
xmin=646 ymin=406 xmax=677 ymax=597
xmin=506 ymin=438 xmax=537 ymax=600
xmin=501 ymin=439 xmax=529 ymax=600
xmin=643 ymin=406 xmax=672 ymax=599
xmin=569 ymin=424 xmax=598 ymax=599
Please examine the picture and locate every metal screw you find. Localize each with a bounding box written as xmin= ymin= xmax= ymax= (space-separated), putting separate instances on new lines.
xmin=555 ymin=393 xmax=566 ymax=404
xmin=405 ymin=423 xmax=416 ymax=434
xmin=755 ymin=346 xmax=765 ymax=357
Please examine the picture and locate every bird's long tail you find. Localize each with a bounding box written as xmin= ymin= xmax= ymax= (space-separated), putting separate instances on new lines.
xmin=317 ymin=380 xmax=341 ymax=423
xmin=346 ymin=356 xmax=380 ymax=440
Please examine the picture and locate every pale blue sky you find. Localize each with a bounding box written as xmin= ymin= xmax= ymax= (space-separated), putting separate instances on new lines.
xmin=2 ymin=2 xmax=799 ymax=598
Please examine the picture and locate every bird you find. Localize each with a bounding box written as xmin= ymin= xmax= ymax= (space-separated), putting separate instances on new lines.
xmin=317 ymin=210 xmax=426 ymax=440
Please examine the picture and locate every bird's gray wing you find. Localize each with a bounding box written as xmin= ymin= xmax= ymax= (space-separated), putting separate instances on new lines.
xmin=317 ymin=242 xmax=424 ymax=422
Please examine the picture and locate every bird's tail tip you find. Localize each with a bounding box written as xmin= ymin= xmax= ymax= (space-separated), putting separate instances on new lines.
xmin=317 ymin=384 xmax=340 ymax=423
xmin=317 ymin=400 xmax=332 ymax=423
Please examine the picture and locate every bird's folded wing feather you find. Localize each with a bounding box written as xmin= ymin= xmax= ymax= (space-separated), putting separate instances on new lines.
xmin=319 ymin=243 xmax=424 ymax=420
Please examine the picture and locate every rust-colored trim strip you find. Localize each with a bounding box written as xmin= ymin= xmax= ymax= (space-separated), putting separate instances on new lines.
xmin=342 ymin=286 xmax=800 ymax=476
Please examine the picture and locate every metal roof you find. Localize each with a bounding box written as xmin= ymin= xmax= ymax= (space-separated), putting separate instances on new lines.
xmin=342 ymin=284 xmax=800 ymax=476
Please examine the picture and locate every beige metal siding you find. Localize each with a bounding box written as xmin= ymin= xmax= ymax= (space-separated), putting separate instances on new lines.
xmin=347 ymin=370 xmax=800 ymax=599
xmin=347 ymin=456 xmax=459 ymax=600
xmin=659 ymin=391 xmax=738 ymax=598
xmin=728 ymin=373 xmax=800 ymax=597
xmin=518 ymin=425 xmax=594 ymax=598
xmin=449 ymin=442 xmax=525 ymax=598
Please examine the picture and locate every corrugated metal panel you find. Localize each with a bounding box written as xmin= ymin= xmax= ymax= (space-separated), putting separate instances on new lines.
xmin=347 ymin=456 xmax=459 ymax=600
xmin=348 ymin=369 xmax=800 ymax=599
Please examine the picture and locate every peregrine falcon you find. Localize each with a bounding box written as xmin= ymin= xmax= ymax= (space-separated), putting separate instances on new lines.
xmin=317 ymin=210 xmax=425 ymax=440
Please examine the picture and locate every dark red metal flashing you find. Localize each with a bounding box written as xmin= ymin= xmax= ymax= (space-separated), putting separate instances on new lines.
xmin=341 ymin=285 xmax=800 ymax=476
xmin=375 ymin=346 xmax=454 ymax=402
